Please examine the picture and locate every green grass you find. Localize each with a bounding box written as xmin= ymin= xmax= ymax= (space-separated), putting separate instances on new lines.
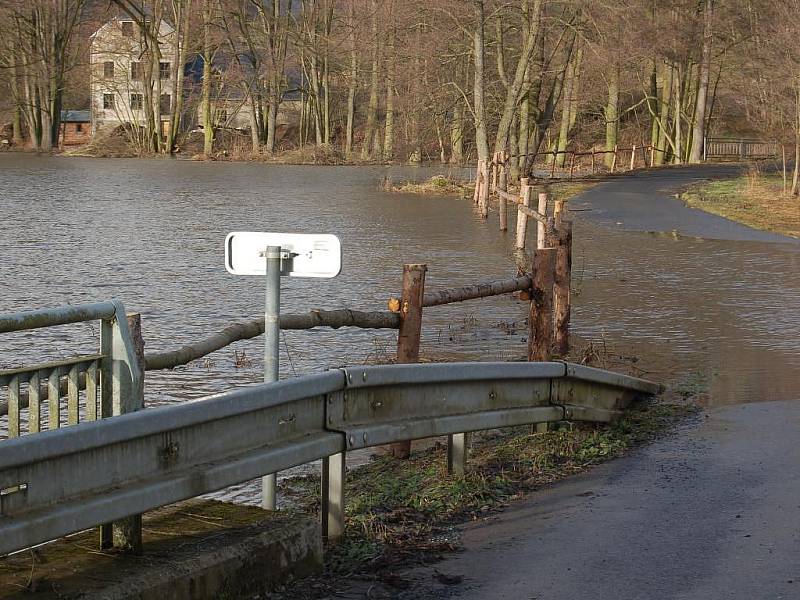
xmin=681 ymin=172 xmax=800 ymax=238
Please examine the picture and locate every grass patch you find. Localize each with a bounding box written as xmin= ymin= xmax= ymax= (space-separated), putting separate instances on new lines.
xmin=278 ymin=396 xmax=697 ymax=597
xmin=544 ymin=181 xmax=594 ymax=203
xmin=680 ymin=170 xmax=800 ymax=238
xmin=391 ymin=175 xmax=472 ymax=196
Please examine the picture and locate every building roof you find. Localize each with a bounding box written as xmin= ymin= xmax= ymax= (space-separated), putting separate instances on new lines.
xmin=61 ymin=110 xmax=91 ymax=123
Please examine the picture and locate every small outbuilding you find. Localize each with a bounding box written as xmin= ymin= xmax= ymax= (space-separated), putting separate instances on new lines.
xmin=60 ymin=110 xmax=92 ymax=146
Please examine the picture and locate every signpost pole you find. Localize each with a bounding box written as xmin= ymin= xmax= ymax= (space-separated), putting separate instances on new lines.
xmin=262 ymin=245 xmax=281 ymax=510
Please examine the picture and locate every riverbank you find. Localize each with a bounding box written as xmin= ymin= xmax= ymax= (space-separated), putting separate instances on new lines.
xmin=680 ymin=172 xmax=800 ymax=238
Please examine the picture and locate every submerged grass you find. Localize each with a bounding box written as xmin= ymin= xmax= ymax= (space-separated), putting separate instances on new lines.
xmin=390 ymin=176 xmax=595 ymax=205
xmin=277 ymin=394 xmax=697 ymax=597
xmin=681 ymin=171 xmax=800 ymax=238
xmin=391 ymin=175 xmax=473 ymax=196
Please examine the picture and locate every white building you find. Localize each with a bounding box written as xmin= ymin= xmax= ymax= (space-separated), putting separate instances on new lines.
xmin=89 ymin=17 xmax=176 ymax=135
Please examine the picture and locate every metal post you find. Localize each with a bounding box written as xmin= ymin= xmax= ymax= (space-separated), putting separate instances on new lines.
xmin=321 ymin=452 xmax=346 ymax=543
xmin=262 ymin=245 xmax=281 ymax=510
xmin=447 ymin=433 xmax=468 ymax=477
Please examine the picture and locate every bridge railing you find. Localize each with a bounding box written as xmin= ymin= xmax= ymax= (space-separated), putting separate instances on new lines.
xmin=0 ymin=360 xmax=660 ymax=557
xmin=0 ymin=301 xmax=145 ymax=551
xmin=704 ymin=137 xmax=780 ymax=160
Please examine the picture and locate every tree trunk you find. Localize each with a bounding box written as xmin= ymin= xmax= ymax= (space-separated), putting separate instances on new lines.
xmin=555 ymin=48 xmax=578 ymax=168
xmin=605 ymin=65 xmax=619 ymax=168
xmin=383 ymin=3 xmax=395 ymax=162
xmin=673 ymin=63 xmax=683 ymax=164
xmin=450 ymin=98 xmax=464 ymax=164
xmin=689 ymin=0 xmax=714 ymax=163
xmin=473 ymin=0 xmax=490 ymax=162
xmin=360 ymin=0 xmax=380 ymax=160
xmin=202 ymin=0 xmax=214 ymax=157
xmin=493 ymin=0 xmax=543 ymax=154
xmin=345 ymin=0 xmax=357 ymax=158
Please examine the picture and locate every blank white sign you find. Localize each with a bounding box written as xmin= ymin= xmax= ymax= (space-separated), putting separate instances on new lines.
xmin=225 ymin=232 xmax=342 ymax=278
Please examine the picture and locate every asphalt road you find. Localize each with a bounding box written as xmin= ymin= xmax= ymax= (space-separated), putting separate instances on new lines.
xmin=401 ymin=402 xmax=800 ymax=600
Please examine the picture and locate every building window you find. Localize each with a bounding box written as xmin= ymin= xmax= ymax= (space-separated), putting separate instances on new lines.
xmin=159 ymin=94 xmax=171 ymax=113
xmin=103 ymin=94 xmax=115 ymax=109
xmin=159 ymin=62 xmax=171 ymax=80
xmin=131 ymin=62 xmax=142 ymax=81
xmin=130 ymin=93 xmax=143 ymax=110
xmin=76 ymin=123 xmax=83 ymax=133
xmin=121 ymin=21 xmax=134 ymax=37
xmin=103 ymin=61 xmax=114 ymax=78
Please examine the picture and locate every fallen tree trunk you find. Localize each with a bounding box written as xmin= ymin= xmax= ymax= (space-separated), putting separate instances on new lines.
xmin=145 ymin=309 xmax=400 ymax=371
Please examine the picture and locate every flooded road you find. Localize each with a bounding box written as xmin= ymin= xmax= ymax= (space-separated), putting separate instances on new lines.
xmin=1 ymin=157 xmax=798 ymax=412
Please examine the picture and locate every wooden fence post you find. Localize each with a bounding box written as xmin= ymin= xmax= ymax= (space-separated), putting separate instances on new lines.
xmin=515 ymin=178 xmax=531 ymax=251
xmin=630 ymin=145 xmax=636 ymax=171
xmin=536 ymin=192 xmax=548 ymax=249
xmin=611 ymin=146 xmax=618 ymax=173
xmin=528 ymin=249 xmax=556 ymax=362
xmin=554 ymin=221 xmax=572 ymax=356
xmin=498 ymin=151 xmax=508 ymax=231
xmin=591 ymin=149 xmax=596 ymax=174
xmin=391 ymin=264 xmax=427 ymax=458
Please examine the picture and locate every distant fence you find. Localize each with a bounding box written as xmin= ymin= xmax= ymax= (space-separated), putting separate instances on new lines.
xmin=704 ymin=137 xmax=780 ymax=160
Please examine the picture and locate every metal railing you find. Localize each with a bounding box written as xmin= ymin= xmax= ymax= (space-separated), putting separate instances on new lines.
xmin=0 ymin=359 xmax=659 ymax=556
xmin=0 ymin=301 xmax=145 ymax=551
xmin=0 ymin=301 xmax=142 ymax=439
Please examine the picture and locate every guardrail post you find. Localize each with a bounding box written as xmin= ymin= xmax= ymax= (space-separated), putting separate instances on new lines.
xmin=529 ymin=249 xmax=556 ymax=362
xmin=554 ymin=221 xmax=573 ymax=356
xmin=391 ymin=263 xmax=427 ymax=458
xmin=498 ymin=151 xmax=508 ymax=232
xmin=101 ymin=309 xmax=145 ymax=554
xmin=630 ymin=145 xmax=636 ymax=170
xmin=447 ymin=432 xmax=468 ymax=477
xmin=321 ymin=451 xmax=346 ymax=543
xmin=515 ymin=178 xmax=531 ymax=251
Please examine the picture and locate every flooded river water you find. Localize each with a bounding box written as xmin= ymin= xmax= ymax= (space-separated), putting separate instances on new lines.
xmin=1 ymin=155 xmax=799 ymax=501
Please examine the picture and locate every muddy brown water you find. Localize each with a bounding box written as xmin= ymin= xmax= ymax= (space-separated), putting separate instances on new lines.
xmin=1 ymin=156 xmax=799 ymax=502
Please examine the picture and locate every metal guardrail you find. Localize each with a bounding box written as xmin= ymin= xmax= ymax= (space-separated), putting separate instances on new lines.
xmin=0 ymin=360 xmax=660 ymax=556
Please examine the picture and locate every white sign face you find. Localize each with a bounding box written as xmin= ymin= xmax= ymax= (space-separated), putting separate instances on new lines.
xmin=225 ymin=232 xmax=342 ymax=278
